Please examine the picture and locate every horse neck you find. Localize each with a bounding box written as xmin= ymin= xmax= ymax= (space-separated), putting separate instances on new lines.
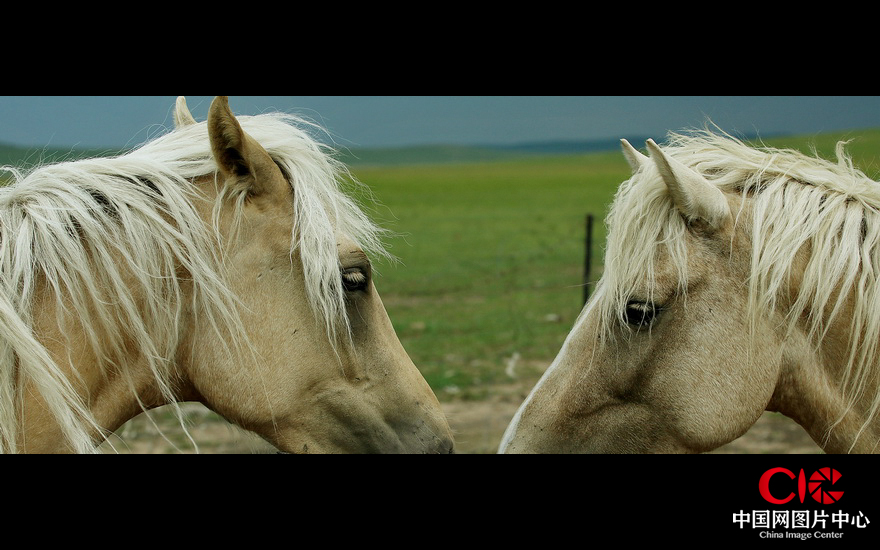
xmin=21 ymin=270 xmax=186 ymax=453
xmin=773 ymin=273 xmax=880 ymax=453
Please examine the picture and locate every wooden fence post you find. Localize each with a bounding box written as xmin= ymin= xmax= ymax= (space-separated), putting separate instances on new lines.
xmin=583 ymin=213 xmax=593 ymax=306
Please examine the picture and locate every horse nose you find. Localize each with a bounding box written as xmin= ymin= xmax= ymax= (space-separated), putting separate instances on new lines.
xmin=404 ymin=415 xmax=455 ymax=454
xmin=422 ymin=436 xmax=454 ymax=454
xmin=409 ymin=426 xmax=455 ymax=454
xmin=437 ymin=436 xmax=455 ymax=454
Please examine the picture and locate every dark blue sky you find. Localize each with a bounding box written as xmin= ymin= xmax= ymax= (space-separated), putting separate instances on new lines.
xmin=1 ymin=96 xmax=878 ymax=150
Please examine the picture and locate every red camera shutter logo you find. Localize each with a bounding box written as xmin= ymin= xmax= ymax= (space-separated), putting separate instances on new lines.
xmin=809 ymin=467 xmax=844 ymax=504
xmin=758 ymin=467 xmax=843 ymax=504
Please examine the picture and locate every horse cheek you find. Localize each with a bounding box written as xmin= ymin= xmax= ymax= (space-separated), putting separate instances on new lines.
xmin=654 ymin=304 xmax=778 ymax=451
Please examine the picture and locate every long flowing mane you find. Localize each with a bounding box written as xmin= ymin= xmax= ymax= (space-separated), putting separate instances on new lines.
xmin=596 ymin=128 xmax=880 ymax=446
xmin=0 ymin=112 xmax=388 ymax=453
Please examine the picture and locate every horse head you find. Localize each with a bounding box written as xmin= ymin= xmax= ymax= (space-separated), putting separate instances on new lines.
xmin=174 ymin=97 xmax=454 ymax=453
xmin=10 ymin=96 xmax=454 ymax=453
xmin=501 ymin=132 xmax=880 ymax=453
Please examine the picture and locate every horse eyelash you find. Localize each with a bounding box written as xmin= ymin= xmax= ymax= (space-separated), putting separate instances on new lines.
xmin=341 ymin=268 xmax=368 ymax=292
xmin=624 ymin=300 xmax=661 ymax=328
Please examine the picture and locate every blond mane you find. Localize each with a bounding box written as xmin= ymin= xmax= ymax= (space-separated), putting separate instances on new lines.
xmin=596 ymin=128 xmax=880 ymax=446
xmin=0 ymin=112 xmax=388 ymax=453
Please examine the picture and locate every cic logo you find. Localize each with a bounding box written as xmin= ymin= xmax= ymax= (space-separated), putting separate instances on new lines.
xmin=759 ymin=467 xmax=844 ymax=505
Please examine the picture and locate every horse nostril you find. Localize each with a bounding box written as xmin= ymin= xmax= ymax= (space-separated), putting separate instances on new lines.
xmin=439 ymin=437 xmax=455 ymax=454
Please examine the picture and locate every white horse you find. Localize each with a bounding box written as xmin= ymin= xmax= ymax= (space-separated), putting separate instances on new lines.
xmin=501 ymin=129 xmax=880 ymax=453
xmin=0 ymin=96 xmax=453 ymax=453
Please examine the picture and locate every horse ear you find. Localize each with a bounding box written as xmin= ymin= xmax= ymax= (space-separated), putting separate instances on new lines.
xmin=173 ymin=96 xmax=197 ymax=128
xmin=645 ymin=138 xmax=730 ymax=229
xmin=208 ymin=96 xmax=286 ymax=199
xmin=620 ymin=139 xmax=649 ymax=173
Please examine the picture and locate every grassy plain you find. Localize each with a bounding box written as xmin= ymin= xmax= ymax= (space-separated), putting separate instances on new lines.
xmin=353 ymin=153 xmax=625 ymax=397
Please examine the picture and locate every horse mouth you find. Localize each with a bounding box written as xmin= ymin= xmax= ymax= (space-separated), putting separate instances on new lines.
xmin=270 ymin=434 xmax=455 ymax=454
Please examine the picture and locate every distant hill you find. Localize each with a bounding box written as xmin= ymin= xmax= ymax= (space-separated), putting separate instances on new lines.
xmin=333 ymin=137 xmax=660 ymax=166
xmin=493 ymin=137 xmax=654 ymax=155
xmin=1 ymin=128 xmax=878 ymax=171
xmin=0 ymin=142 xmax=125 ymax=170
xmin=0 ymin=138 xmax=642 ymax=170
xmin=335 ymin=128 xmax=880 ymax=169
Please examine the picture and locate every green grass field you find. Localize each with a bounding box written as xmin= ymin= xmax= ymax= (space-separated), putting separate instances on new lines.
xmin=349 ymin=129 xmax=880 ymax=399
xmin=352 ymin=153 xmax=624 ymax=396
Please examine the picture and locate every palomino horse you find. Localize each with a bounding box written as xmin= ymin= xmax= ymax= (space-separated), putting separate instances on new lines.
xmin=0 ymin=96 xmax=453 ymax=453
xmin=501 ymin=130 xmax=880 ymax=454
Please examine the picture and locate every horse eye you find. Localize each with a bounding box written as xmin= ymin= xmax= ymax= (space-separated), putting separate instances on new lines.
xmin=341 ymin=267 xmax=369 ymax=292
xmin=624 ymin=300 xmax=658 ymax=328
